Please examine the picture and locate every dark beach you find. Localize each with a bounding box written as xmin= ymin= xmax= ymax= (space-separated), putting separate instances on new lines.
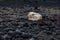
xmin=0 ymin=0 xmax=60 ymax=40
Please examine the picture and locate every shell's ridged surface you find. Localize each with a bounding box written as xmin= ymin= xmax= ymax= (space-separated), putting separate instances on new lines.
xmin=27 ymin=12 xmax=42 ymax=21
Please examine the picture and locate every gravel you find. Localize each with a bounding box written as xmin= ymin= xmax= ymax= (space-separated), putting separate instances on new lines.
xmin=0 ymin=6 xmax=60 ymax=40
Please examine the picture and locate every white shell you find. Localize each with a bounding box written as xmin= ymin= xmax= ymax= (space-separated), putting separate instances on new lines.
xmin=27 ymin=12 xmax=42 ymax=21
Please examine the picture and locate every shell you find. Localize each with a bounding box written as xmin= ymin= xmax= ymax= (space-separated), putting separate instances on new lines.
xmin=27 ymin=12 xmax=42 ymax=21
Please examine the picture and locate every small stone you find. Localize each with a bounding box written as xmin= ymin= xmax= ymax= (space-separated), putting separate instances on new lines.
xmin=27 ymin=12 xmax=42 ymax=21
